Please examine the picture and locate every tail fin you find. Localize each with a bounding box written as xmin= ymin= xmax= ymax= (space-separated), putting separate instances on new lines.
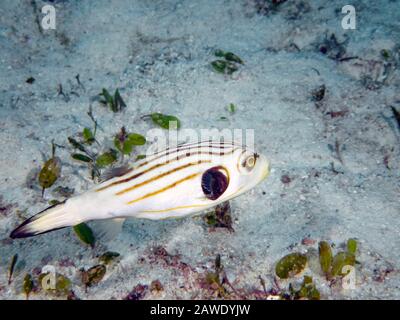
xmin=10 ymin=201 xmax=76 ymax=239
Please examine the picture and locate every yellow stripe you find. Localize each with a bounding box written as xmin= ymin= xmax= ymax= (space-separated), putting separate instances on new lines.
xmin=96 ymin=148 xmax=237 ymax=192
xmin=126 ymin=173 xmax=200 ymax=205
xmin=96 ymin=161 xmax=169 ymax=192
xmin=141 ymin=203 xmax=207 ymax=213
xmin=116 ymin=160 xmax=210 ymax=196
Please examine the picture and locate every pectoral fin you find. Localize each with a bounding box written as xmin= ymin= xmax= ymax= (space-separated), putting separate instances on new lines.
xmin=89 ymin=218 xmax=125 ymax=242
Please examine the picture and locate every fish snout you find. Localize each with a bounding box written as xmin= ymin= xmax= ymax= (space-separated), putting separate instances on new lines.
xmin=258 ymin=154 xmax=270 ymax=182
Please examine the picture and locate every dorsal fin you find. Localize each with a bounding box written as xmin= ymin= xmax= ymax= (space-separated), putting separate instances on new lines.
xmin=100 ymin=165 xmax=132 ymax=182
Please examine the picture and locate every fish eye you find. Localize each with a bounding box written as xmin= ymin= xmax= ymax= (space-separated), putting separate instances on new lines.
xmin=242 ymin=153 xmax=258 ymax=171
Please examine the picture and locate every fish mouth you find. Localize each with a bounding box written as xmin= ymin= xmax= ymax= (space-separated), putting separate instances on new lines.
xmin=259 ymin=158 xmax=270 ymax=182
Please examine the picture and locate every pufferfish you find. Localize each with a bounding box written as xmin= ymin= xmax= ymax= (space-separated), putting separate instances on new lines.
xmin=10 ymin=140 xmax=270 ymax=239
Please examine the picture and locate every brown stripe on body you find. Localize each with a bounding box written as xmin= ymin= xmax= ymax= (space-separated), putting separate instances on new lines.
xmin=150 ymin=140 xmax=243 ymax=156
xmin=96 ymin=161 xmax=169 ymax=192
xmin=116 ymin=160 xmax=211 ymax=195
xmin=126 ymin=172 xmax=200 ymax=205
xmin=134 ymin=143 xmax=238 ymax=170
xmin=96 ymin=147 xmax=238 ymax=192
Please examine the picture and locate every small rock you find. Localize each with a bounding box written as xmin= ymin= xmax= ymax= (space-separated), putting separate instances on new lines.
xmin=281 ymin=175 xmax=291 ymax=184
xmin=302 ymin=238 xmax=316 ymax=246
xmin=125 ymin=284 xmax=148 ymax=300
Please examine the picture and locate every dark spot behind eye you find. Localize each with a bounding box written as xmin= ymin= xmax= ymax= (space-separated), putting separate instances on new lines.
xmin=201 ymin=167 xmax=229 ymax=200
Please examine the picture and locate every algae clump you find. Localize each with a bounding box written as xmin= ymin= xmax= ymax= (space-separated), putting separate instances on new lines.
xmin=275 ymin=253 xmax=307 ymax=279
xmin=73 ymin=222 xmax=95 ymax=247
xmin=318 ymin=241 xmax=333 ymax=275
xmin=81 ymin=265 xmax=107 ymax=287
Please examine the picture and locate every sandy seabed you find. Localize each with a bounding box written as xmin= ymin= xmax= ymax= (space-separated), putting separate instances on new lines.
xmin=0 ymin=0 xmax=399 ymax=299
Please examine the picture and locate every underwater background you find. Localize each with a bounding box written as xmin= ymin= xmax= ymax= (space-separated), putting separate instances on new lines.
xmin=0 ymin=0 xmax=399 ymax=299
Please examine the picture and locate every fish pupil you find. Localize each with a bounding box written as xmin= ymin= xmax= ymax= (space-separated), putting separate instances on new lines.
xmin=201 ymin=167 xmax=229 ymax=200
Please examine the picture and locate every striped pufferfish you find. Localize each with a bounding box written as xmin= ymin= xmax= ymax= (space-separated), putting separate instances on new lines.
xmin=10 ymin=140 xmax=270 ymax=239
